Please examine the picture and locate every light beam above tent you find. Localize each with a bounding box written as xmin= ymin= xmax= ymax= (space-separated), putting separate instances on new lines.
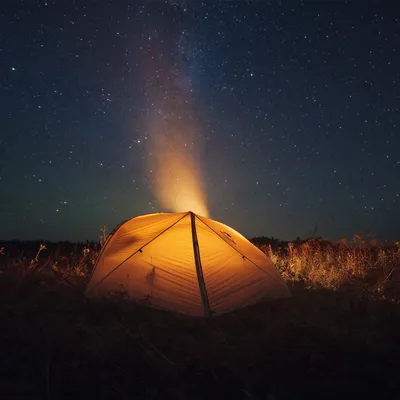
xmin=141 ymin=0 xmax=209 ymax=217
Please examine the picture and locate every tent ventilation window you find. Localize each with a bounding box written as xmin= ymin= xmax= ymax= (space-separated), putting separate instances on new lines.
xmin=221 ymin=231 xmax=236 ymax=244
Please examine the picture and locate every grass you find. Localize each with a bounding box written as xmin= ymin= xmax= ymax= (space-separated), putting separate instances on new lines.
xmin=0 ymin=235 xmax=400 ymax=399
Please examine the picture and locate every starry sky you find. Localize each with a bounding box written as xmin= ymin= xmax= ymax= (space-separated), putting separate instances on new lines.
xmin=1 ymin=0 xmax=399 ymax=242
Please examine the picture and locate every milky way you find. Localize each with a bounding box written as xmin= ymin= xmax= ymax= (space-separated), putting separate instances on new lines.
xmin=142 ymin=1 xmax=209 ymax=217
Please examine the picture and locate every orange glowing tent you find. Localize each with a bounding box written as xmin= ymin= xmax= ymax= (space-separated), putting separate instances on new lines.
xmin=86 ymin=212 xmax=290 ymax=316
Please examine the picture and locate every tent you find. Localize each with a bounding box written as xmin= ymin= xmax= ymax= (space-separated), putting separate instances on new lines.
xmin=86 ymin=211 xmax=290 ymax=316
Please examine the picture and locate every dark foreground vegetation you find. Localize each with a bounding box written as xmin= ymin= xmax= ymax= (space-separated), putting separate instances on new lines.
xmin=1 ymin=236 xmax=400 ymax=399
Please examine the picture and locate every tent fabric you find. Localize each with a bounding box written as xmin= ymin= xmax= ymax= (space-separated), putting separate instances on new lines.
xmin=86 ymin=212 xmax=290 ymax=316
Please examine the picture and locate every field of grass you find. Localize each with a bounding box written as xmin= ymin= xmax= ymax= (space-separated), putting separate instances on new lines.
xmin=1 ymin=235 xmax=400 ymax=399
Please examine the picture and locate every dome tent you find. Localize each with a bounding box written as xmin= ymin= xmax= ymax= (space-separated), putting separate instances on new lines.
xmin=86 ymin=212 xmax=290 ymax=317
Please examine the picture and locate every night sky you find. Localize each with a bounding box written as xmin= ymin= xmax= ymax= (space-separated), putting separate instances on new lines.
xmin=1 ymin=1 xmax=399 ymax=242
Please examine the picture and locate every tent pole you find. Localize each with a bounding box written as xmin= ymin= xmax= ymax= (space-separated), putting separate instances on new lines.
xmin=190 ymin=212 xmax=212 ymax=317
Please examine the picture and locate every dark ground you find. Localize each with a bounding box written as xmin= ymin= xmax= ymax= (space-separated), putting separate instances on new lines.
xmin=1 ymin=267 xmax=400 ymax=400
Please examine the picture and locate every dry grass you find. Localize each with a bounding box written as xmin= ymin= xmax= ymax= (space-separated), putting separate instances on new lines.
xmin=0 ymin=235 xmax=400 ymax=399
xmin=255 ymin=234 xmax=400 ymax=300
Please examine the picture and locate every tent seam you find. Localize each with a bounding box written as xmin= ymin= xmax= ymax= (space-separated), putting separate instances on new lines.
xmin=87 ymin=212 xmax=191 ymax=293
xmin=195 ymin=214 xmax=286 ymax=288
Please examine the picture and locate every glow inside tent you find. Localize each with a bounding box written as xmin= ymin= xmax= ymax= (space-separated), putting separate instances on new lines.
xmin=86 ymin=212 xmax=290 ymax=316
